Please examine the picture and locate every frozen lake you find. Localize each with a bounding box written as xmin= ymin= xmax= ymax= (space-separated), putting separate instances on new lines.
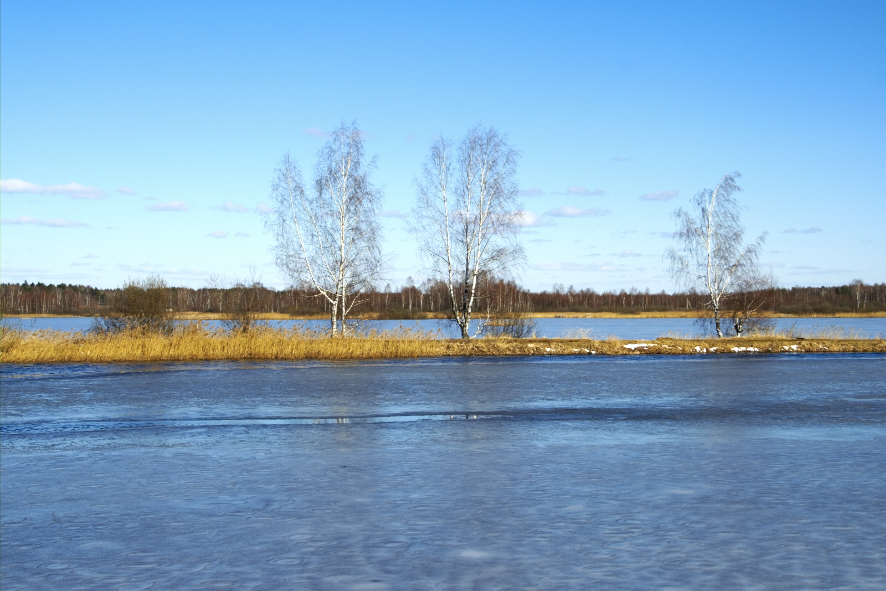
xmin=2 ymin=355 xmax=885 ymax=588
xmin=9 ymin=315 xmax=886 ymax=339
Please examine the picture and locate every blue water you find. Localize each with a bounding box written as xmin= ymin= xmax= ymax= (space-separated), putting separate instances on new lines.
xmin=8 ymin=316 xmax=886 ymax=339
xmin=2 ymin=355 xmax=885 ymax=589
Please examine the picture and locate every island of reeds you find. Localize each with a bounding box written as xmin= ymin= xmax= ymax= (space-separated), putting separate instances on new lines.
xmin=2 ymin=321 xmax=883 ymax=365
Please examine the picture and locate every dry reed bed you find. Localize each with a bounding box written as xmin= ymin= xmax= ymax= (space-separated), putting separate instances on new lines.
xmin=1 ymin=325 xmax=883 ymax=364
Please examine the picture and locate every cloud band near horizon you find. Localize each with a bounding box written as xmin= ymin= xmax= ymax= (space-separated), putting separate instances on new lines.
xmin=1 ymin=215 xmax=87 ymax=227
xmin=1 ymin=178 xmax=107 ymax=199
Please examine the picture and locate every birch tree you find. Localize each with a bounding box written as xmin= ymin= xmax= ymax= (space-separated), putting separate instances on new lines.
xmin=267 ymin=122 xmax=383 ymax=335
xmin=411 ymin=126 xmax=524 ymax=338
xmin=666 ymin=172 xmax=767 ymax=337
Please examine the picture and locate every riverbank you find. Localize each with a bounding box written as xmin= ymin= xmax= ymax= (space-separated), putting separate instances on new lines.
xmin=1 ymin=326 xmax=883 ymax=363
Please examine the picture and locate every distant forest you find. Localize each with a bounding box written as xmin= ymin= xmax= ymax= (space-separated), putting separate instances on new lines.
xmin=2 ymin=279 xmax=883 ymax=317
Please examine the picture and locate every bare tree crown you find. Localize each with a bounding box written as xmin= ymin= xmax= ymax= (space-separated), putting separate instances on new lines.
xmin=666 ymin=172 xmax=769 ymax=337
xmin=266 ymin=121 xmax=383 ymax=335
xmin=411 ymin=125 xmax=524 ymax=338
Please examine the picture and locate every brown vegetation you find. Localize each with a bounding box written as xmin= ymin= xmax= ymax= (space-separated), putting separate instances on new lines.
xmin=3 ymin=280 xmax=885 ymax=318
xmin=89 ymin=275 xmax=174 ymax=335
xmin=2 ymin=323 xmax=882 ymax=364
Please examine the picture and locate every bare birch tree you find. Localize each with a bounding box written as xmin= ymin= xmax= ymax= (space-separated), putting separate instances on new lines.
xmin=667 ymin=172 xmax=767 ymax=337
xmin=411 ymin=126 xmax=524 ymax=338
xmin=850 ymin=279 xmax=865 ymax=311
xmin=267 ymin=122 xmax=383 ymax=335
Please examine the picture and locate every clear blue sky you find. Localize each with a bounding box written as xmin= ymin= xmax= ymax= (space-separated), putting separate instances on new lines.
xmin=2 ymin=0 xmax=884 ymax=292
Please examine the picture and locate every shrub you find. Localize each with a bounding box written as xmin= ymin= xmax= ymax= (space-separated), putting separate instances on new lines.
xmin=220 ymin=281 xmax=265 ymax=334
xmin=91 ymin=275 xmax=174 ymax=335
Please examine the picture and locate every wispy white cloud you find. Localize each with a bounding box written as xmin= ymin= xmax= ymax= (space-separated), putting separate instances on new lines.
xmin=255 ymin=203 xmax=273 ymax=214
xmin=565 ymin=186 xmax=605 ymax=196
xmin=1 ymin=215 xmax=87 ymax=227
xmin=618 ymin=249 xmax=643 ymax=258
xmin=116 ymin=186 xmax=137 ymax=195
xmin=217 ymin=201 xmax=250 ymax=213
xmin=305 ymin=127 xmax=330 ymax=138
xmin=380 ymin=209 xmax=409 ymax=219
xmin=544 ymin=206 xmax=611 ymax=217
xmin=650 ymin=231 xmax=676 ymax=239
xmin=235 ymin=231 xmax=250 ymax=238
xmin=208 ymin=230 xmax=229 ymax=239
xmin=788 ymin=264 xmax=852 ymax=274
xmin=782 ymin=226 xmax=823 ymax=234
xmin=640 ymin=190 xmax=678 ymax=201
xmin=519 ymin=187 xmax=544 ymax=197
xmin=530 ymin=261 xmax=618 ymax=272
xmin=146 ymin=201 xmax=188 ymax=212
xmin=1 ymin=266 xmax=48 ymax=274
xmin=115 ymin=263 xmax=208 ymax=277
xmin=1 ymin=178 xmax=107 ymax=199
xmin=84 ymin=253 xmax=99 ymax=259
xmin=518 ymin=211 xmax=557 ymax=228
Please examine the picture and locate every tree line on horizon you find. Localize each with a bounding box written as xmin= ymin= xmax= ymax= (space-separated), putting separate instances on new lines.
xmin=3 ymin=279 xmax=883 ymax=318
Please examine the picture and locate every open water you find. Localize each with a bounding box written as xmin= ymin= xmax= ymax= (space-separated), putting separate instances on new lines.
xmin=10 ymin=316 xmax=886 ymax=339
xmin=2 ymin=354 xmax=885 ymax=588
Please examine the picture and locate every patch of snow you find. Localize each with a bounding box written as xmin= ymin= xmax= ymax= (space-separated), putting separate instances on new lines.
xmin=731 ymin=347 xmax=760 ymax=352
xmin=624 ymin=343 xmax=649 ymax=350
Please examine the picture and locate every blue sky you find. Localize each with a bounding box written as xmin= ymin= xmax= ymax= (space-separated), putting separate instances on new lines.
xmin=2 ymin=0 xmax=884 ymax=292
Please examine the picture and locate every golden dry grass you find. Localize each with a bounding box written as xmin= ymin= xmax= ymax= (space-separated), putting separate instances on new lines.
xmin=0 ymin=324 xmax=440 ymax=364
xmin=1 ymin=322 xmax=883 ymax=364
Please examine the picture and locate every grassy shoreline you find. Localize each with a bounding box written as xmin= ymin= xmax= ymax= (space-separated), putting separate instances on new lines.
xmin=1 ymin=326 xmax=883 ymax=364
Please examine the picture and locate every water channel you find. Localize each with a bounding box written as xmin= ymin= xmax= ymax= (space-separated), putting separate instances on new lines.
xmin=9 ymin=316 xmax=886 ymax=339
xmin=2 ymin=355 xmax=884 ymax=588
